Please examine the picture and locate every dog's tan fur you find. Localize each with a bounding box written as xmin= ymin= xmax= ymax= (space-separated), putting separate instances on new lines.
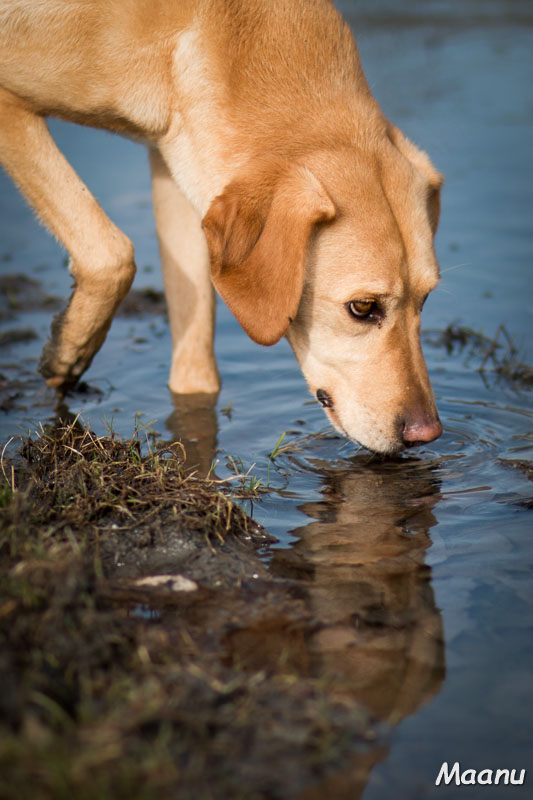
xmin=0 ymin=0 xmax=443 ymax=453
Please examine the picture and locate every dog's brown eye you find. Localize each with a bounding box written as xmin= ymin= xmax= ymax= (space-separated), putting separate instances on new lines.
xmin=347 ymin=299 xmax=377 ymax=320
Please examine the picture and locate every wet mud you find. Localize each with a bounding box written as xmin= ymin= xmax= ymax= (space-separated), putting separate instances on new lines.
xmin=0 ymin=421 xmax=402 ymax=800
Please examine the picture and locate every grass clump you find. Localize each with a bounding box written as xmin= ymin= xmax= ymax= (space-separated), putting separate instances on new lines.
xmin=424 ymin=322 xmax=533 ymax=386
xmin=2 ymin=419 xmax=259 ymax=548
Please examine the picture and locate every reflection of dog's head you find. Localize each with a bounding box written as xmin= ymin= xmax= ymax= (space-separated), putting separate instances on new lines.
xmin=270 ymin=458 xmax=445 ymax=720
xmin=203 ymin=126 xmax=443 ymax=455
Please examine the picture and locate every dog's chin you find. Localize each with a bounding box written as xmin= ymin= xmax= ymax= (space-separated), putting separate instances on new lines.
xmin=323 ymin=407 xmax=405 ymax=457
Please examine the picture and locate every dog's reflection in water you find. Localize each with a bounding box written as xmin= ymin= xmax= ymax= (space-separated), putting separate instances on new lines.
xmin=272 ymin=460 xmax=445 ymax=721
xmin=165 ymin=391 xmax=219 ymax=477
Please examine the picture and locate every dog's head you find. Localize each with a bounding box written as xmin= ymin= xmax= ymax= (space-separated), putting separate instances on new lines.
xmin=202 ymin=128 xmax=443 ymax=454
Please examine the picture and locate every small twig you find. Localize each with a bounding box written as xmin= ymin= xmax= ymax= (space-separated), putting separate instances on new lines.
xmin=1 ymin=437 xmax=17 ymax=491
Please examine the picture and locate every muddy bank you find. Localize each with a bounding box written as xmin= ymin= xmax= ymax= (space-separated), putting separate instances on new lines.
xmin=0 ymin=420 xmax=395 ymax=800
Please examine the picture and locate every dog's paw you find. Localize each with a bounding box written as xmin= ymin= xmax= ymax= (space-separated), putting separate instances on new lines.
xmin=39 ymin=304 xmax=109 ymax=391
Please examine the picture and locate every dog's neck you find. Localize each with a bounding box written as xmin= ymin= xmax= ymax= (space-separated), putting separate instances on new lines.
xmin=155 ymin=1 xmax=384 ymax=216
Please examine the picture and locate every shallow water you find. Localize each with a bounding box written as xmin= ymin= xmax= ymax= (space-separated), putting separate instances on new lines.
xmin=1 ymin=0 xmax=532 ymax=797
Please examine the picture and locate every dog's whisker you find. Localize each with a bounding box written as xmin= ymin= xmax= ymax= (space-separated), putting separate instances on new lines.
xmin=440 ymin=262 xmax=471 ymax=274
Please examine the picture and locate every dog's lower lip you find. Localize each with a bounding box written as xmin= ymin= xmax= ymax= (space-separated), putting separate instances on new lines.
xmin=322 ymin=410 xmax=403 ymax=457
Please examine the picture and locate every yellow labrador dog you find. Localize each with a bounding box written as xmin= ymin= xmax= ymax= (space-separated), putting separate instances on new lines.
xmin=0 ymin=0 xmax=443 ymax=454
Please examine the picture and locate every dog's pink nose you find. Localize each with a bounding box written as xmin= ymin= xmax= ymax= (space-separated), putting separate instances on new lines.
xmin=402 ymin=417 xmax=443 ymax=447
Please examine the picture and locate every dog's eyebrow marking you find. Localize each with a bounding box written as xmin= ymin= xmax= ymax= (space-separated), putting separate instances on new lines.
xmin=343 ymin=288 xmax=398 ymax=303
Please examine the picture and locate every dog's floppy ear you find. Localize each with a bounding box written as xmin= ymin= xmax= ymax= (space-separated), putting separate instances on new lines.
xmin=202 ymin=165 xmax=335 ymax=345
xmin=388 ymin=124 xmax=443 ymax=235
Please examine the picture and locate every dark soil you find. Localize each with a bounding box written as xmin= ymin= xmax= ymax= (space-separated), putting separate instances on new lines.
xmin=0 ymin=421 xmax=384 ymax=800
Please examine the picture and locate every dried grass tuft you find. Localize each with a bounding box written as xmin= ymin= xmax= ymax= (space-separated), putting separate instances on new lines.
xmin=2 ymin=418 xmax=257 ymax=548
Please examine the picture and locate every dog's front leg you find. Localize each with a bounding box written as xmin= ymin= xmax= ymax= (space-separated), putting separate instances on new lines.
xmin=0 ymin=89 xmax=136 ymax=390
xmin=149 ymin=148 xmax=219 ymax=395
